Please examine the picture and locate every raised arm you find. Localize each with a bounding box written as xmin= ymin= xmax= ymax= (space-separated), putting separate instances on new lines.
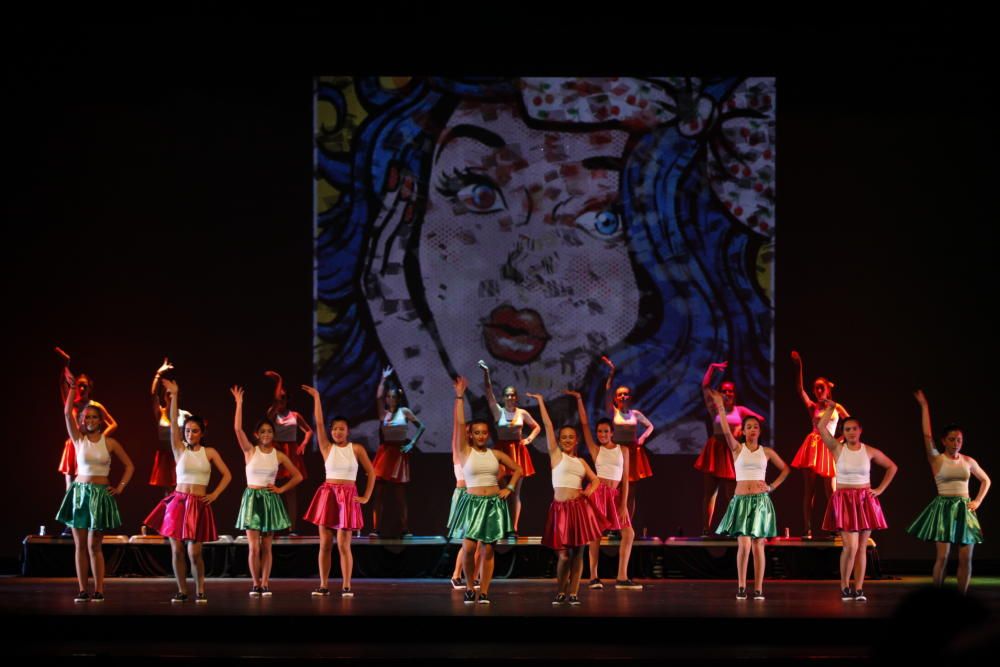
xmin=376 ymin=365 xmax=393 ymax=421
xmin=913 ymin=390 xmax=938 ymax=461
xmin=701 ymin=361 xmax=728 ymax=411
xmin=264 ymin=370 xmax=284 ymax=420
xmin=790 ymin=350 xmax=814 ymax=410
xmin=707 ymin=389 xmax=741 ymax=454
xmin=526 ymin=392 xmax=557 ymax=459
xmin=601 ymin=356 xmax=616 ymax=415
xmin=229 ymin=385 xmax=254 ymax=456
xmin=151 ymin=358 xmax=173 ymax=419
xmin=479 ymin=361 xmax=502 ymax=424
xmin=160 ymin=378 xmax=185 ymax=457
xmin=969 ymin=459 xmax=991 ymax=512
xmin=453 ymin=375 xmax=470 ymax=460
xmin=815 ymin=400 xmax=842 ymax=455
xmin=202 ymin=448 xmax=232 ymax=505
xmin=868 ymin=447 xmax=898 ymax=498
xmin=95 ymin=402 xmax=118 ymax=437
xmin=63 ymin=378 xmax=82 ymax=442
xmin=566 ymin=390 xmax=598 ymax=462
xmin=301 ymin=385 xmax=331 ymax=459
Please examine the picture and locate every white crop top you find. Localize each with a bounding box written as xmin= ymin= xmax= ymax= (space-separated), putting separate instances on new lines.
xmin=595 ymin=445 xmax=624 ymax=481
xmin=274 ymin=411 xmax=299 ymax=443
xmin=496 ymin=407 xmax=527 ymax=442
xmin=734 ymin=444 xmax=767 ymax=482
xmin=453 ymin=463 xmax=465 ymax=483
xmin=176 ymin=447 xmax=211 ymax=486
xmin=552 ymin=454 xmax=585 ymax=489
xmin=246 ymin=447 xmax=279 ymax=487
xmin=74 ymin=435 xmax=111 ymax=477
xmin=613 ymin=409 xmax=638 ymax=444
xmin=325 ymin=443 xmax=359 ymax=481
xmin=812 ymin=405 xmax=839 ymax=436
xmin=935 ymin=455 xmax=971 ymax=496
xmin=835 ymin=444 xmax=871 ymax=486
xmin=463 ymin=448 xmax=499 ymax=488
xmin=381 ymin=408 xmax=409 ymax=443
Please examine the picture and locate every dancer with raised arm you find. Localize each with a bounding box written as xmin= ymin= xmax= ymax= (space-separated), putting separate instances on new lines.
xmin=264 ymin=371 xmax=313 ymax=534
xmin=601 ymin=357 xmax=653 ymax=523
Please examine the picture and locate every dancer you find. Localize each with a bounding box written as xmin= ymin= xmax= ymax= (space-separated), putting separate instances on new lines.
xmin=531 ymin=392 xmax=601 ymax=605
xmin=602 ymin=357 xmax=653 ymax=522
xmin=149 ymin=358 xmax=190 ymax=494
xmin=301 ymin=384 xmax=375 ymax=597
xmin=907 ymin=390 xmax=990 ymax=594
xmin=231 ymin=386 xmax=303 ymax=596
xmin=451 ymin=375 xmax=522 ymax=604
xmin=57 ymin=353 xmax=117 ymax=490
xmin=480 ymin=361 xmax=540 ymax=536
xmin=370 ymin=365 xmax=425 ymax=537
xmin=789 ymin=351 xmax=849 ymax=537
xmin=567 ymin=390 xmax=640 ymax=590
xmin=56 ymin=375 xmax=134 ymax=602
xmin=817 ymin=401 xmax=897 ymax=601
xmin=264 ymin=371 xmax=313 ymax=534
xmin=143 ymin=379 xmax=232 ymax=603
xmin=694 ymin=361 xmax=765 ymax=534
xmin=710 ymin=390 xmax=789 ymax=600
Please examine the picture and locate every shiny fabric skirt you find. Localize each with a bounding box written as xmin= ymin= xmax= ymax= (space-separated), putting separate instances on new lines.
xmin=715 ymin=493 xmax=777 ymax=539
xmin=906 ymin=496 xmax=982 ymax=544
xmin=304 ymin=482 xmax=364 ymax=531
xmin=56 ymin=482 xmax=122 ymax=531
xmin=144 ymin=490 xmax=218 ymax=542
xmin=822 ymin=488 xmax=888 ymax=532
xmin=236 ymin=487 xmax=292 ymax=533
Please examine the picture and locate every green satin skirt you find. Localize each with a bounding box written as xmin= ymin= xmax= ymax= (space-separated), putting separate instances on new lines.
xmin=458 ymin=494 xmax=512 ymax=544
xmin=236 ymin=487 xmax=292 ymax=533
xmin=447 ymin=487 xmax=470 ymax=538
xmin=907 ymin=496 xmax=983 ymax=544
xmin=715 ymin=493 xmax=777 ymax=539
xmin=56 ymin=482 xmax=122 ymax=531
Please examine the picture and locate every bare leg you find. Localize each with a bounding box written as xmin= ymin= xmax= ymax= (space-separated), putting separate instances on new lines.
xmin=284 ymin=488 xmax=299 ymax=533
xmin=337 ymin=529 xmax=353 ymax=589
xmin=853 ymin=530 xmax=871 ymax=591
xmin=736 ymin=536 xmax=751 ymax=589
xmin=371 ymin=481 xmax=384 ymax=533
xmin=627 ymin=481 xmax=638 ymax=523
xmin=569 ymin=546 xmax=585 ymax=596
xmin=187 ymin=542 xmax=205 ymax=596
xmin=702 ymin=475 xmax=720 ymax=532
xmin=87 ymin=530 xmax=105 ymax=593
xmin=751 ymin=538 xmax=766 ymax=592
xmin=510 ymin=478 xmax=524 ymax=532
xmin=618 ymin=526 xmax=636 ymax=581
xmin=933 ymin=542 xmax=951 ymax=587
xmin=462 ymin=538 xmax=477 ymax=592
xmin=478 ymin=543 xmax=496 ymax=595
xmin=169 ymin=537 xmax=189 ymax=596
xmin=71 ymin=527 xmax=90 ymax=593
xmin=556 ymin=549 xmax=571 ymax=594
xmin=452 ymin=541 xmax=465 ymax=580
xmin=839 ymin=531 xmax=858 ymax=590
xmin=588 ymin=539 xmax=601 ymax=580
xmin=802 ymin=470 xmax=817 ymax=535
xmin=247 ymin=529 xmax=262 ymax=587
xmin=317 ymin=526 xmax=333 ymax=589
xmin=394 ymin=483 xmax=409 ymax=534
xmin=261 ymin=534 xmax=273 ymax=588
xmin=957 ymin=544 xmax=974 ymax=594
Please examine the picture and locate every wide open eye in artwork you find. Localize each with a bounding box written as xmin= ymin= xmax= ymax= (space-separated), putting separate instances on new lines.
xmin=315 ymin=76 xmax=774 ymax=454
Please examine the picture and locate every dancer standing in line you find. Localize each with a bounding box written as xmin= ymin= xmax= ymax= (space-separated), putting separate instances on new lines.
xmin=149 ymin=358 xmax=190 ymax=495
xmin=446 ymin=399 xmax=482 ymax=590
xmin=602 ymin=357 xmax=653 ymax=523
xmin=370 ymin=366 xmax=425 ymax=537
xmin=451 ymin=375 xmax=522 ymax=604
xmin=301 ymin=385 xmax=375 ymax=597
xmin=694 ymin=361 xmax=764 ymax=535
xmin=817 ymin=401 xmax=897 ymax=602
xmin=480 ymin=361 xmax=540 ymax=537
xmin=789 ymin=351 xmax=849 ymax=537
xmin=143 ymin=378 xmax=232 ymax=603
xmin=231 ymin=386 xmax=303 ymax=597
xmin=57 ymin=352 xmax=117 ymax=490
xmin=907 ymin=390 xmax=990 ymax=594
xmin=264 ymin=371 xmax=313 ymax=534
xmin=709 ymin=389 xmax=789 ymax=600
xmin=531 ymin=392 xmax=602 ymax=605
xmin=57 ymin=374 xmax=134 ymax=602
xmin=567 ymin=390 xmax=640 ymax=591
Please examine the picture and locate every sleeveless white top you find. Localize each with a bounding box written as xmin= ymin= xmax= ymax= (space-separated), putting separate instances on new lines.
xmin=552 ymin=454 xmax=585 ymax=489
xmin=496 ymin=406 xmax=528 ymax=441
xmin=246 ymin=447 xmax=279 ymax=487
xmin=274 ymin=410 xmax=299 ymax=443
xmin=453 ymin=463 xmax=465 ymax=482
xmin=734 ymin=444 xmax=767 ymax=482
xmin=812 ymin=405 xmax=839 ymax=436
xmin=177 ymin=447 xmax=211 ymax=486
xmin=835 ymin=444 xmax=871 ymax=486
xmin=595 ymin=445 xmax=624 ymax=481
xmin=74 ymin=434 xmax=111 ymax=477
xmin=613 ymin=408 xmax=638 ymax=444
xmin=463 ymin=448 xmax=499 ymax=488
xmin=381 ymin=408 xmax=408 ymax=443
xmin=935 ymin=455 xmax=971 ymax=496
xmin=325 ymin=443 xmax=359 ymax=481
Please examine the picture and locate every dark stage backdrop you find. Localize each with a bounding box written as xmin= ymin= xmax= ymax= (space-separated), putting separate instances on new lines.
xmin=2 ymin=23 xmax=995 ymax=568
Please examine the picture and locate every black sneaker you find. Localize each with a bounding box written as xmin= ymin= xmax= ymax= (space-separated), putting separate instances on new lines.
xmin=736 ymin=587 xmax=747 ymax=600
xmin=450 ymin=578 xmax=465 ymax=590
xmin=90 ymin=592 xmax=105 ymax=603
xmin=616 ymin=579 xmax=643 ymax=590
xmin=567 ymin=595 xmax=581 ymax=606
xmin=477 ymin=593 xmax=491 ymax=605
xmin=841 ymin=587 xmax=854 ymax=601
xmin=854 ymin=590 xmax=867 ymax=602
xmin=74 ymin=591 xmax=90 ymax=603
xmin=753 ymin=590 xmax=765 ymax=600
xmin=171 ymin=593 xmax=189 ymax=603
xmin=552 ymin=593 xmax=567 ymax=606
xmin=312 ymin=587 xmax=330 ymax=597
xmin=463 ymin=590 xmax=476 ymax=604
xmin=260 ymin=587 xmax=272 ymax=597
xmin=249 ymin=586 xmax=262 ymax=598
xmin=195 ymin=593 xmax=207 ymax=604
xmin=473 ymin=579 xmax=481 ymax=590
xmin=588 ymin=578 xmax=603 ymax=590
xmin=341 ymin=588 xmax=354 ymax=598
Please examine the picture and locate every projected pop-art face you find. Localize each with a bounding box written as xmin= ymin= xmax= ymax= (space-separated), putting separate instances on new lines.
xmin=315 ymin=77 xmax=775 ymax=455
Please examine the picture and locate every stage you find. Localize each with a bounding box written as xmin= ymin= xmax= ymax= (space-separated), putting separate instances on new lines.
xmin=4 ymin=577 xmax=999 ymax=662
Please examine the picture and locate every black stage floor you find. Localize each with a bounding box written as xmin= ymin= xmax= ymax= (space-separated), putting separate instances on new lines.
xmin=4 ymin=577 xmax=999 ymax=663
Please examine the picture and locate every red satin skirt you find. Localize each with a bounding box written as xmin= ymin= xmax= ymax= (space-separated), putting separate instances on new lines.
xmin=589 ymin=483 xmax=631 ymax=530
xmin=822 ymin=488 xmax=888 ymax=532
xmin=621 ymin=442 xmax=653 ymax=481
xmin=304 ymin=482 xmax=364 ymax=530
xmin=148 ymin=447 xmax=176 ymax=487
xmin=543 ymin=495 xmax=604 ymax=549
xmin=497 ymin=439 xmax=536 ymax=479
xmin=144 ymin=491 xmax=218 ymax=542
xmin=791 ymin=432 xmax=837 ymax=478
xmin=693 ymin=434 xmax=735 ymax=480
xmin=276 ymin=441 xmax=308 ymax=480
xmin=58 ymin=438 xmax=76 ymax=475
xmin=373 ymin=442 xmax=410 ymax=483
